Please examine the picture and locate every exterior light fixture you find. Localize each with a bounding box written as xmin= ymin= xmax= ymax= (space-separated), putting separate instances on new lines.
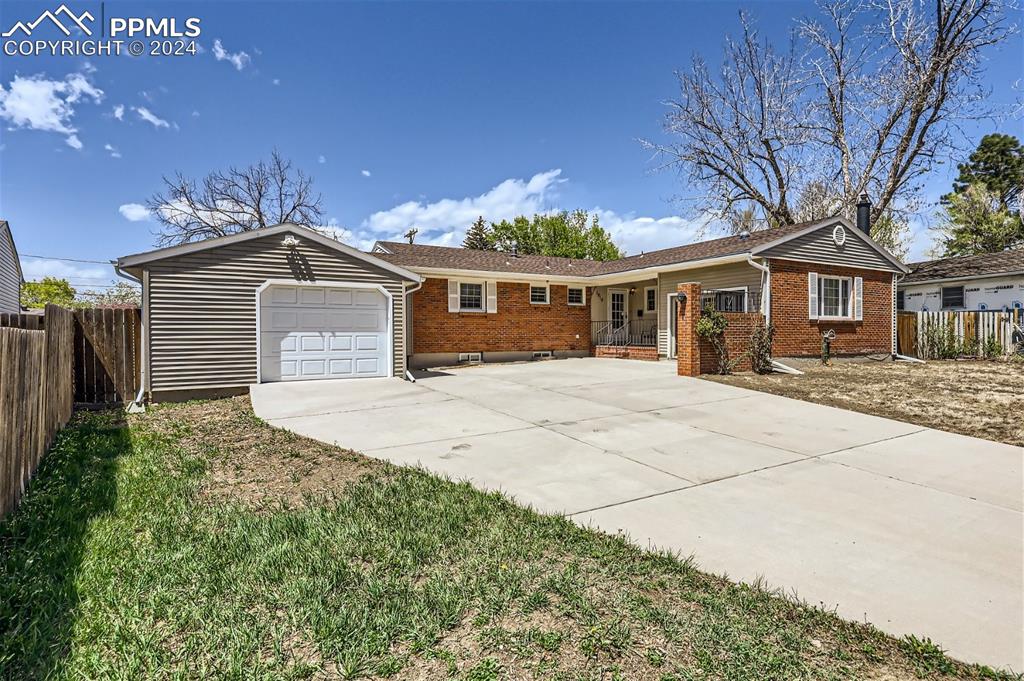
xmin=282 ymin=235 xmax=300 ymax=248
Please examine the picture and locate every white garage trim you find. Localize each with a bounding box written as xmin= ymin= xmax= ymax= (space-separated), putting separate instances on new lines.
xmin=255 ymin=279 xmax=394 ymax=383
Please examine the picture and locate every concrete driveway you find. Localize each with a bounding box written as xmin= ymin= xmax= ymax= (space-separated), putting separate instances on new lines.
xmin=250 ymin=358 xmax=1023 ymax=671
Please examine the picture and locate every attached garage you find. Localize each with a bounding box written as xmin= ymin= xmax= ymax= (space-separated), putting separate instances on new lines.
xmin=258 ymin=283 xmax=391 ymax=381
xmin=116 ymin=224 xmax=421 ymax=402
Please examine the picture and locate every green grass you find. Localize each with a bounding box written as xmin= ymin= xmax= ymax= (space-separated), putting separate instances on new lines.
xmin=0 ymin=399 xmax=1017 ymax=680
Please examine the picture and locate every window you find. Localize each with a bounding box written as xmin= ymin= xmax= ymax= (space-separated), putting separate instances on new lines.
xmin=896 ymin=290 xmax=905 ymax=311
xmin=530 ymin=285 xmax=549 ymax=304
xmin=941 ymin=286 xmax=964 ymax=309
xmin=567 ymin=287 xmax=585 ymax=306
xmin=645 ymin=287 xmax=656 ymax=312
xmin=818 ymin=276 xmax=851 ymax=318
xmin=459 ymin=282 xmax=483 ymax=311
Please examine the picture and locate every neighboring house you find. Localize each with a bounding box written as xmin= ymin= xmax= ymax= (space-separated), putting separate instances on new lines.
xmin=898 ymin=250 xmax=1024 ymax=312
xmin=0 ymin=220 xmax=24 ymax=313
xmin=117 ymin=212 xmax=908 ymax=402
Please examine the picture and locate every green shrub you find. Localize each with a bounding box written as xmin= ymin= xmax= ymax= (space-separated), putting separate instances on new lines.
xmin=695 ymin=306 xmax=733 ymax=375
xmin=748 ymin=321 xmax=775 ymax=374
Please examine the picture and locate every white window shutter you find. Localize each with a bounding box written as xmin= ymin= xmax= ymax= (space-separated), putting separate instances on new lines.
xmin=808 ymin=272 xmax=819 ymax=319
xmin=854 ymin=276 xmax=863 ymax=320
xmin=486 ymin=281 xmax=498 ymax=313
xmin=447 ymin=280 xmax=460 ymax=312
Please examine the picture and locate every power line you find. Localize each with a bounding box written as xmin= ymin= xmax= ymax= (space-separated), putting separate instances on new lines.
xmin=21 ymin=254 xmax=113 ymax=264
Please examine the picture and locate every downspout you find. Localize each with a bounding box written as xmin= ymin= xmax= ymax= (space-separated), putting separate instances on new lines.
xmin=113 ymin=263 xmax=147 ymax=411
xmin=747 ymin=254 xmax=804 ymax=374
xmin=403 ymin=278 xmax=424 ymax=381
xmin=746 ymin=255 xmax=770 ymax=326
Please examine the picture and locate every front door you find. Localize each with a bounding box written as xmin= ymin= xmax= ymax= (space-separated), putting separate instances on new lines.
xmin=610 ymin=290 xmax=626 ymax=329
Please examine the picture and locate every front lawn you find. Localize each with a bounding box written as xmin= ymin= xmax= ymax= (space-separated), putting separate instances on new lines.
xmin=706 ymin=359 xmax=1024 ymax=447
xmin=0 ymin=398 xmax=1015 ymax=679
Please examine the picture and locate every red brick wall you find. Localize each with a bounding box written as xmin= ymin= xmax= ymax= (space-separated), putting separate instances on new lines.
xmin=676 ymin=283 xmax=702 ymax=376
xmin=411 ymin=278 xmax=592 ymax=354
xmin=594 ymin=345 xmax=659 ymax=361
xmin=769 ymin=259 xmax=893 ymax=356
xmin=699 ymin=312 xmax=760 ymax=373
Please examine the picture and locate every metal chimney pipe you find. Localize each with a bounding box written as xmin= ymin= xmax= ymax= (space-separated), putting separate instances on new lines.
xmin=856 ymin=194 xmax=871 ymax=234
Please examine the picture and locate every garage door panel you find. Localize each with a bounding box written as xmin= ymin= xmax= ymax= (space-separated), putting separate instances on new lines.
xmin=326 ymin=289 xmax=353 ymax=306
xmin=329 ymin=335 xmax=353 ymax=351
xmin=260 ymin=284 xmax=388 ymax=382
xmin=300 ymin=288 xmax=326 ymax=305
xmin=355 ymin=335 xmax=379 ymax=351
xmin=355 ymin=358 xmax=380 ymax=374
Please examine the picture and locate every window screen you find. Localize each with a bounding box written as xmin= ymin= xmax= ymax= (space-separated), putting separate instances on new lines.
xmin=941 ymin=286 xmax=964 ymax=309
xmin=568 ymin=287 xmax=584 ymax=305
xmin=460 ymin=282 xmax=483 ymax=310
xmin=530 ymin=286 xmax=548 ymax=304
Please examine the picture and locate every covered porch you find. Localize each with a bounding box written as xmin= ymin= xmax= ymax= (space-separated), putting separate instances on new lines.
xmin=590 ymin=275 xmax=764 ymax=361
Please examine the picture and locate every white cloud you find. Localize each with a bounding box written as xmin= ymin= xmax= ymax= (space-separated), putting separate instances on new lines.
xmin=21 ymin=258 xmax=111 ymax=283
xmin=191 ymin=110 xmax=200 ymax=118
xmin=361 ymin=169 xmax=372 ymax=177
xmin=134 ymin=106 xmax=170 ymax=129
xmin=104 ymin=143 xmax=121 ymax=158
xmin=212 ymin=39 xmax=251 ymax=71
xmin=0 ymin=72 xmax=103 ymax=149
xmin=360 ymin=169 xmax=565 ymax=246
xmin=318 ymin=155 xmax=326 ymax=164
xmin=356 ymin=169 xmax=711 ymax=255
xmin=272 ymin=78 xmax=280 ymax=86
xmin=112 ymin=104 xmax=124 ymax=120
xmin=119 ymin=203 xmax=151 ymax=221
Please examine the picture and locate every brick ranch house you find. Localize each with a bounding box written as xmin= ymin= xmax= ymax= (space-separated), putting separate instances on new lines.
xmin=117 ymin=213 xmax=908 ymax=402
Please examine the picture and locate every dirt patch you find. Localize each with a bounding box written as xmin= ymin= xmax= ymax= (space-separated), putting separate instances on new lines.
xmin=706 ymin=358 xmax=1024 ymax=446
xmin=133 ymin=396 xmax=380 ymax=507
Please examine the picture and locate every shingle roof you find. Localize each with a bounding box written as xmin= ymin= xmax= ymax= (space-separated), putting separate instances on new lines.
xmin=372 ymin=220 xmax=822 ymax=278
xmin=903 ymin=249 xmax=1024 ymax=284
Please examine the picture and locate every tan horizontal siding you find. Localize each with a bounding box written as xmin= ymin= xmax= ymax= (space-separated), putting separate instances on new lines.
xmin=145 ymin=233 xmax=408 ymax=393
xmin=657 ymin=262 xmax=762 ymax=355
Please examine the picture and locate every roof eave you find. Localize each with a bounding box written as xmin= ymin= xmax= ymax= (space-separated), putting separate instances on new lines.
xmin=118 ymin=224 xmax=422 ymax=283
xmin=900 ymin=270 xmax=1024 ymax=286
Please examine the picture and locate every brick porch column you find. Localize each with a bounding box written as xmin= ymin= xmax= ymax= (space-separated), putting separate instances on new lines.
xmin=676 ymin=282 xmax=702 ymax=377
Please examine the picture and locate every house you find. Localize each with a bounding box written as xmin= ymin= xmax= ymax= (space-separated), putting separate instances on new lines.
xmin=0 ymin=220 xmax=24 ymax=313
xmin=116 ymin=211 xmax=908 ymax=402
xmin=898 ymin=250 xmax=1024 ymax=312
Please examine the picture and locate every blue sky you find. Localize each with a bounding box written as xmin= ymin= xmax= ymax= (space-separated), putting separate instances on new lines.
xmin=0 ymin=0 xmax=1021 ymax=293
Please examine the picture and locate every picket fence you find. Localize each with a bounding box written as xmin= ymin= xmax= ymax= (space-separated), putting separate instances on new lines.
xmin=897 ymin=309 xmax=1023 ymax=359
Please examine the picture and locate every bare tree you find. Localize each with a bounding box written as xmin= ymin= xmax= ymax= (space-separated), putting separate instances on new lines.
xmin=657 ymin=15 xmax=812 ymax=230
xmin=650 ymin=0 xmax=1015 ymax=251
xmin=147 ymin=150 xmax=324 ymax=246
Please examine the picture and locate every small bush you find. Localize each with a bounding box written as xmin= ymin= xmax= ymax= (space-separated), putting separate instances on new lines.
xmin=982 ymin=333 xmax=1004 ymax=359
xmin=749 ymin=321 xmax=775 ymax=374
xmin=695 ymin=306 xmax=733 ymax=375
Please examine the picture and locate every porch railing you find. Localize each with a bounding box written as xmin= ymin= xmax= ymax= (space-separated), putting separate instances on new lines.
xmin=592 ymin=319 xmax=658 ymax=347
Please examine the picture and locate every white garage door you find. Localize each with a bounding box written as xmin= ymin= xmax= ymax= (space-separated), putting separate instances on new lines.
xmin=259 ymin=284 xmax=389 ymax=382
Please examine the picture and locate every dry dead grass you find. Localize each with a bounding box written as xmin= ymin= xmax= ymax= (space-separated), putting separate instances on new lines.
xmin=135 ymin=395 xmax=380 ymax=506
xmin=706 ymin=358 xmax=1024 ymax=446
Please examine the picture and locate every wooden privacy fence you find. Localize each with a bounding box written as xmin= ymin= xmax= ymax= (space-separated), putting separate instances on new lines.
xmin=897 ymin=309 xmax=1024 ymax=359
xmin=0 ymin=305 xmax=74 ymax=517
xmin=1 ymin=307 xmax=142 ymax=405
xmin=73 ymin=308 xmax=142 ymax=405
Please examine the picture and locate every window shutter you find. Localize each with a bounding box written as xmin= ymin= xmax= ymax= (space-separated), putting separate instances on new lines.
xmin=808 ymin=272 xmax=819 ymax=319
xmin=486 ymin=281 xmax=497 ymax=313
xmin=854 ymin=276 xmax=863 ymax=321
xmin=447 ymin=280 xmax=460 ymax=312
